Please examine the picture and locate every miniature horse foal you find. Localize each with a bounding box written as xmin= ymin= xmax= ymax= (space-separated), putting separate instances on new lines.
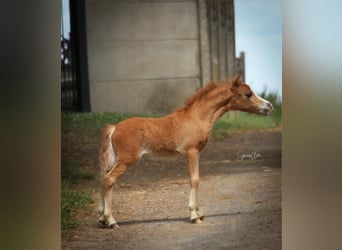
xmin=98 ymin=75 xmax=273 ymax=228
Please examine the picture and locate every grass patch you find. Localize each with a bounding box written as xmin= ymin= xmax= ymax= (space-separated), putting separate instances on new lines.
xmin=62 ymin=107 xmax=281 ymax=143
xmin=61 ymin=159 xmax=96 ymax=184
xmin=61 ymin=181 xmax=93 ymax=229
xmin=62 ymin=112 xmax=147 ymax=137
xmin=61 ymin=159 xmax=95 ymax=229
xmin=212 ymin=111 xmax=281 ymax=139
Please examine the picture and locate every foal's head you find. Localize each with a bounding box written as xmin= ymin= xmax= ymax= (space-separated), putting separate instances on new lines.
xmin=229 ymin=75 xmax=274 ymax=115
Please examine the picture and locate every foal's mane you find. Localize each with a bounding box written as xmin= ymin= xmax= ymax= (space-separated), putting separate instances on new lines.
xmin=184 ymin=82 xmax=220 ymax=108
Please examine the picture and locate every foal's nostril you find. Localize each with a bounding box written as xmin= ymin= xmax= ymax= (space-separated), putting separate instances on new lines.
xmin=267 ymin=102 xmax=273 ymax=110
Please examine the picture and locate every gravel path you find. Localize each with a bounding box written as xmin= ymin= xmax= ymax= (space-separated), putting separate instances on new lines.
xmin=62 ymin=130 xmax=281 ymax=250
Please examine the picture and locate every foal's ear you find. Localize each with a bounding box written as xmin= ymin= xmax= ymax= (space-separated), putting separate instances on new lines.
xmin=231 ymin=75 xmax=242 ymax=92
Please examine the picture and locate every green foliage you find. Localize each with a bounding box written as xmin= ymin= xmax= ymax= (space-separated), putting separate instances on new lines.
xmin=259 ymin=89 xmax=282 ymax=119
xmin=61 ymin=181 xmax=92 ymax=229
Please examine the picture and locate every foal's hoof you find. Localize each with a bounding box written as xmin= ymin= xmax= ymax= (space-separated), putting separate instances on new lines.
xmin=192 ymin=218 xmax=202 ymax=224
xmin=197 ymin=212 xmax=205 ymax=221
xmin=98 ymin=218 xmax=106 ymax=227
xmin=107 ymin=222 xmax=120 ymax=229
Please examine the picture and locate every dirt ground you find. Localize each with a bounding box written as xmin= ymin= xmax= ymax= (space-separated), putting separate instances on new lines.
xmin=62 ymin=129 xmax=281 ymax=250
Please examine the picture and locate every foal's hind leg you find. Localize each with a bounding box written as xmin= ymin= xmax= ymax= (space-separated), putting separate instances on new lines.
xmin=186 ymin=148 xmax=205 ymax=223
xmin=101 ymin=152 xmax=141 ymax=228
xmin=101 ymin=162 xmax=129 ymax=228
xmin=98 ymin=179 xmax=106 ymax=224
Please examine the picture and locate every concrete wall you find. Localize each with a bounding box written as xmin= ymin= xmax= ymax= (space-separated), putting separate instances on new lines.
xmin=85 ymin=0 xmax=243 ymax=114
xmin=86 ymin=0 xmax=201 ymax=114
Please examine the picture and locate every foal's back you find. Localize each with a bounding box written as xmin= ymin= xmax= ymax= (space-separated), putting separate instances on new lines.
xmin=111 ymin=110 xmax=206 ymax=158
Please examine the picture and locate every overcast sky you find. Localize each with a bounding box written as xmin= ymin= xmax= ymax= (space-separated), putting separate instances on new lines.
xmin=61 ymin=0 xmax=69 ymax=38
xmin=235 ymin=0 xmax=282 ymax=98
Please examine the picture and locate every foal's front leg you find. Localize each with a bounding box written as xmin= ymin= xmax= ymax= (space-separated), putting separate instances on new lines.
xmin=186 ymin=148 xmax=205 ymax=223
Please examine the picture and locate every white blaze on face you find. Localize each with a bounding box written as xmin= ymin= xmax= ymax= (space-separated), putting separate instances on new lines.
xmin=253 ymin=91 xmax=274 ymax=115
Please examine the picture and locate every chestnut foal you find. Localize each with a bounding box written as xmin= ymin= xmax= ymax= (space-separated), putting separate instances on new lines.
xmin=98 ymin=75 xmax=273 ymax=228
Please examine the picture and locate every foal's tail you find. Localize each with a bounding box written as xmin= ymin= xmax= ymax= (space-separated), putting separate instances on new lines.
xmin=99 ymin=125 xmax=117 ymax=177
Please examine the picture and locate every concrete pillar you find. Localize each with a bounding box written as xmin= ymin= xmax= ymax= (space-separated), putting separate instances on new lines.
xmin=236 ymin=51 xmax=245 ymax=82
xmin=198 ymin=0 xmax=211 ymax=86
xmin=226 ymin=0 xmax=235 ymax=79
xmin=207 ymin=0 xmax=237 ymax=82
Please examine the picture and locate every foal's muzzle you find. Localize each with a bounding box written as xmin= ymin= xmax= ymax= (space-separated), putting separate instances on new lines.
xmin=262 ymin=102 xmax=274 ymax=115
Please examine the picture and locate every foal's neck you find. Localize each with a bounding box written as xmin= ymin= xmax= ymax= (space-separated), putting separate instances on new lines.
xmin=188 ymin=83 xmax=233 ymax=130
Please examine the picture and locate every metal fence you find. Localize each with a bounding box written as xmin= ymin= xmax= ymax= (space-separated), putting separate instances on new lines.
xmin=61 ymin=0 xmax=90 ymax=112
xmin=61 ymin=34 xmax=80 ymax=111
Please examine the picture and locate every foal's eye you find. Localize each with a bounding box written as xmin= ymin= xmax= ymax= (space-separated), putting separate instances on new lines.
xmin=245 ymin=93 xmax=252 ymax=98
